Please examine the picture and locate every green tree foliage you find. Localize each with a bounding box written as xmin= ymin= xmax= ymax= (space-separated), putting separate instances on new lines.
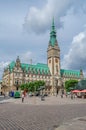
xmin=33 ymin=80 xmax=45 ymax=91
xmin=20 ymin=84 xmax=26 ymax=90
xmin=28 ymin=82 xmax=35 ymax=92
xmin=19 ymin=80 xmax=45 ymax=92
xmin=65 ymin=80 xmax=78 ymax=92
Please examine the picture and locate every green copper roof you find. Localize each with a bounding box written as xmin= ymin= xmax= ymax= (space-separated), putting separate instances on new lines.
xmin=60 ymin=69 xmax=80 ymax=78
xmin=8 ymin=62 xmax=50 ymax=75
xmin=49 ymin=18 xmax=57 ymax=47
xmin=28 ymin=63 xmax=50 ymax=75
xmin=9 ymin=61 xmax=15 ymax=72
xmin=9 ymin=61 xmax=15 ymax=68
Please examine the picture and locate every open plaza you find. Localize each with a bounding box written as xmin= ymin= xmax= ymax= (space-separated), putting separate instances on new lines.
xmin=0 ymin=16 xmax=86 ymax=130
xmin=0 ymin=1 xmax=86 ymax=130
xmin=0 ymin=94 xmax=86 ymax=130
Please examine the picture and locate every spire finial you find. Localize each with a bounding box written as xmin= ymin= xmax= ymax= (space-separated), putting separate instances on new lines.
xmin=16 ymin=56 xmax=20 ymax=62
xmin=51 ymin=17 xmax=55 ymax=31
xmin=52 ymin=17 xmax=54 ymax=27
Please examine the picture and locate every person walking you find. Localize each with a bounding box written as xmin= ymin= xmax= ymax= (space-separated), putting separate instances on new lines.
xmin=71 ymin=92 xmax=73 ymax=99
xmin=3 ymin=92 xmax=6 ymax=98
xmin=61 ymin=89 xmax=64 ymax=98
xmin=22 ymin=93 xmax=24 ymax=103
xmin=56 ymin=89 xmax=58 ymax=97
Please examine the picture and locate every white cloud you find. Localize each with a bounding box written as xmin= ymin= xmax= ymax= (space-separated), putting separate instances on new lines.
xmin=20 ymin=51 xmax=33 ymax=63
xmin=62 ymin=30 xmax=86 ymax=72
xmin=0 ymin=61 xmax=9 ymax=69
xmin=23 ymin=0 xmax=86 ymax=34
xmin=20 ymin=49 xmax=47 ymax=65
xmin=0 ymin=61 xmax=10 ymax=79
xmin=23 ymin=0 xmax=71 ymax=33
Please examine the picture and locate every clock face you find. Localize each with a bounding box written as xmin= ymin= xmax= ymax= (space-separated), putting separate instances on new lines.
xmin=55 ymin=59 xmax=58 ymax=63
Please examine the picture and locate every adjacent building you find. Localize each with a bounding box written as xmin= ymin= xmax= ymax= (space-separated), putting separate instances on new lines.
xmin=2 ymin=19 xmax=84 ymax=94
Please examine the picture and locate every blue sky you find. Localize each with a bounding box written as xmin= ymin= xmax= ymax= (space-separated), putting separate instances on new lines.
xmin=0 ymin=0 xmax=86 ymax=79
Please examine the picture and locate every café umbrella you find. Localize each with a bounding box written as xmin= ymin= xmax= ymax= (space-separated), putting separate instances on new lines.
xmin=81 ymin=89 xmax=86 ymax=93
xmin=72 ymin=90 xmax=81 ymax=93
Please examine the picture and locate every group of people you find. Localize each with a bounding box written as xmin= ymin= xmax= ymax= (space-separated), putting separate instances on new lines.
xmin=60 ymin=89 xmax=76 ymax=99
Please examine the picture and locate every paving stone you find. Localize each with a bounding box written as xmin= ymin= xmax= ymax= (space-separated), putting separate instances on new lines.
xmin=0 ymin=96 xmax=86 ymax=130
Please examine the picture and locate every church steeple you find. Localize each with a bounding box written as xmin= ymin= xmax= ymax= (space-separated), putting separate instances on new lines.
xmin=49 ymin=18 xmax=57 ymax=47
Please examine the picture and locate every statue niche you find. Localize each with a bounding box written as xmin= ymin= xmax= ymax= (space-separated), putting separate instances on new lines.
xmin=56 ymin=64 xmax=58 ymax=74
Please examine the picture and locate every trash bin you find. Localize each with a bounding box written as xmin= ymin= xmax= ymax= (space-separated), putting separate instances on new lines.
xmin=12 ymin=91 xmax=14 ymax=97
xmin=14 ymin=91 xmax=20 ymax=98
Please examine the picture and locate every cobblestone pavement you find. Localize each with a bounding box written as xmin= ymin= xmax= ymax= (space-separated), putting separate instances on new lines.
xmin=0 ymin=98 xmax=86 ymax=130
xmin=2 ymin=95 xmax=86 ymax=105
xmin=0 ymin=96 xmax=10 ymax=101
xmin=55 ymin=116 xmax=86 ymax=130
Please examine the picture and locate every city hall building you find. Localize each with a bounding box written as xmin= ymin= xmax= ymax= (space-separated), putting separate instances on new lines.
xmin=2 ymin=20 xmax=84 ymax=94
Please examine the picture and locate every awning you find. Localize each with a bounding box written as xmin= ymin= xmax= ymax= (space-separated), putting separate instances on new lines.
xmin=72 ymin=90 xmax=81 ymax=93
xmin=81 ymin=89 xmax=86 ymax=93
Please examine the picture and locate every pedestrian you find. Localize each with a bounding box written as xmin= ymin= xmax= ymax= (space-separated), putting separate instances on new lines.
xmin=61 ymin=94 xmax=63 ymax=98
xmin=3 ymin=92 xmax=6 ymax=98
xmin=61 ymin=89 xmax=64 ymax=98
xmin=1 ymin=91 xmax=2 ymax=95
xmin=65 ymin=92 xmax=67 ymax=98
xmin=71 ymin=92 xmax=73 ymax=99
xmin=56 ymin=89 xmax=58 ymax=97
xmin=22 ymin=93 xmax=24 ymax=103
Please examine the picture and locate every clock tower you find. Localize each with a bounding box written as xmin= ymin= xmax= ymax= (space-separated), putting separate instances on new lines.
xmin=47 ymin=18 xmax=60 ymax=94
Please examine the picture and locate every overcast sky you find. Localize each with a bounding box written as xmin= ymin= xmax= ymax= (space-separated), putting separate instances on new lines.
xmin=0 ymin=0 xmax=86 ymax=79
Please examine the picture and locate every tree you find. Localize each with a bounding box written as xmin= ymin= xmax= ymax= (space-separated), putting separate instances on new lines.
xmin=33 ymin=80 xmax=45 ymax=91
xmin=25 ymin=83 xmax=29 ymax=92
xmin=20 ymin=84 xmax=26 ymax=90
xmin=20 ymin=83 xmax=29 ymax=91
xmin=19 ymin=80 xmax=45 ymax=92
xmin=28 ymin=82 xmax=35 ymax=92
xmin=65 ymin=80 xmax=78 ymax=92
xmin=34 ymin=81 xmax=39 ymax=91
xmin=38 ymin=80 xmax=45 ymax=86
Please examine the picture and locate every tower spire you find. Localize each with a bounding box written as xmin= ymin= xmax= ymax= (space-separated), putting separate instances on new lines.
xmin=49 ymin=18 xmax=57 ymax=47
xmin=52 ymin=17 xmax=55 ymax=31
